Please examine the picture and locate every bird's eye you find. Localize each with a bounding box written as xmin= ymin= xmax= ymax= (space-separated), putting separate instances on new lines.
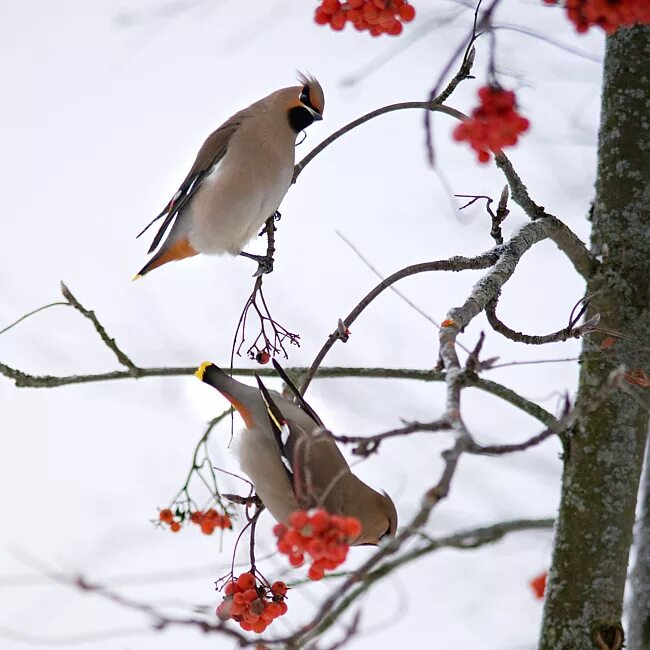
xmin=300 ymin=86 xmax=309 ymax=104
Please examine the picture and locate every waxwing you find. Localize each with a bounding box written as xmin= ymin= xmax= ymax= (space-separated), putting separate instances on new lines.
xmin=135 ymin=74 xmax=324 ymax=278
xmin=194 ymin=360 xmax=398 ymax=546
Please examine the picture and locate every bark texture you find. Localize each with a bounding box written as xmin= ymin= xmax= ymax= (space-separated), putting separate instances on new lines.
xmin=538 ymin=24 xmax=650 ymax=650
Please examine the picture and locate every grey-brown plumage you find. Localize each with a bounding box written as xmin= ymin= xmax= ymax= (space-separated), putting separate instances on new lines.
xmin=195 ymin=361 xmax=398 ymax=546
xmin=135 ymin=74 xmax=325 ymax=278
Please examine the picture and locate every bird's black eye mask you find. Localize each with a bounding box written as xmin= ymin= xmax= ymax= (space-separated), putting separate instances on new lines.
xmin=299 ymin=85 xmax=318 ymax=113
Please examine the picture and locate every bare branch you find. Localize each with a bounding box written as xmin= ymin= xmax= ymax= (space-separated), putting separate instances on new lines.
xmin=485 ymin=298 xmax=601 ymax=344
xmin=0 ymin=301 xmax=68 ymax=336
xmin=60 ymin=283 xmax=139 ymax=374
xmin=293 ymin=102 xmax=467 ymax=183
xmin=332 ymin=417 xmax=452 ymax=457
xmin=299 ymin=248 xmax=501 ymax=395
xmin=494 ymin=153 xmax=598 ymax=279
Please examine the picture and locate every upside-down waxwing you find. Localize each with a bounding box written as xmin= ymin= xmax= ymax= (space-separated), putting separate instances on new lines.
xmin=134 ymin=74 xmax=325 ymax=279
xmin=194 ymin=360 xmax=398 ymax=546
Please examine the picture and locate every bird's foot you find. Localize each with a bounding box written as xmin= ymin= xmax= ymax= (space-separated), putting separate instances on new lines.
xmin=258 ymin=212 xmax=281 ymax=237
xmin=240 ymin=251 xmax=274 ymax=277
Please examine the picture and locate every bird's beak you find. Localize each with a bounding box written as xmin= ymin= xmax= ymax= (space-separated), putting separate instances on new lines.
xmin=305 ymin=106 xmax=323 ymax=121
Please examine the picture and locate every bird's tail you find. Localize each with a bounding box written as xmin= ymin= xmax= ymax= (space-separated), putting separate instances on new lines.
xmin=133 ymin=237 xmax=198 ymax=280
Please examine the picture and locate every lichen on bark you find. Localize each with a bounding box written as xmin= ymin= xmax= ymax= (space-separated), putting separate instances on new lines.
xmin=538 ymin=24 xmax=650 ymax=650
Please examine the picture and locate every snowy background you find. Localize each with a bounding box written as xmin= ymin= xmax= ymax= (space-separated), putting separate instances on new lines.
xmin=0 ymin=1 xmax=605 ymax=648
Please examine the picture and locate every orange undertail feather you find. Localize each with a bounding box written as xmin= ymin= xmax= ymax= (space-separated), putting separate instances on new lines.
xmin=134 ymin=238 xmax=198 ymax=280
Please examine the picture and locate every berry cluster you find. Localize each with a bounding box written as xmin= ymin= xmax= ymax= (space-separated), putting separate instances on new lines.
xmin=543 ymin=0 xmax=650 ymax=34
xmin=453 ymin=86 xmax=530 ymax=163
xmin=158 ymin=507 xmax=232 ymax=534
xmin=314 ymin=0 xmax=416 ymax=37
xmin=190 ymin=509 xmax=232 ymax=534
xmin=216 ymin=572 xmax=288 ymax=634
xmin=273 ymin=509 xmax=362 ymax=581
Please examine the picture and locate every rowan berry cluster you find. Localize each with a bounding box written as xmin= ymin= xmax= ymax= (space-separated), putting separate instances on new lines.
xmin=158 ymin=507 xmax=232 ymax=534
xmin=453 ymin=86 xmax=530 ymax=163
xmin=543 ymin=0 xmax=650 ymax=34
xmin=216 ymin=572 xmax=288 ymax=634
xmin=190 ymin=509 xmax=232 ymax=534
xmin=273 ymin=509 xmax=362 ymax=581
xmin=314 ymin=0 xmax=416 ymax=37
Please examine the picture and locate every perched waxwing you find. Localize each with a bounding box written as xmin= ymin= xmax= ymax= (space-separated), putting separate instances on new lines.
xmin=134 ymin=74 xmax=325 ymax=279
xmin=194 ymin=360 xmax=398 ymax=546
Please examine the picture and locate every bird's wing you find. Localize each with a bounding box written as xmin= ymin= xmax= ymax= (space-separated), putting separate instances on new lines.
xmin=271 ymin=359 xmax=325 ymax=427
xmin=254 ymin=375 xmax=351 ymax=509
xmin=136 ymin=112 xmax=247 ymax=254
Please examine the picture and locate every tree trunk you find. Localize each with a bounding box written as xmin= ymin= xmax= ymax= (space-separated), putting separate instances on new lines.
xmin=538 ymin=24 xmax=650 ymax=650
xmin=630 ymin=428 xmax=650 ymax=649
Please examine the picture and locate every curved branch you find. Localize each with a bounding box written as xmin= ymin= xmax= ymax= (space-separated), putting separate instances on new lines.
xmin=293 ymin=102 xmax=467 ymax=182
xmin=494 ymin=152 xmax=598 ymax=279
xmin=485 ymin=299 xmax=601 ymax=345
xmin=298 ymin=249 xmax=500 ymax=395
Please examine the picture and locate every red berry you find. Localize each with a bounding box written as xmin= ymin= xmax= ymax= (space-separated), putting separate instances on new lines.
xmin=170 ymin=521 xmax=181 ymax=532
xmin=237 ymin=572 xmax=256 ymax=591
xmin=244 ymin=588 xmax=258 ymax=602
xmin=252 ymin=619 xmax=267 ymax=634
xmin=308 ymin=563 xmax=325 ymax=581
xmin=399 ymin=3 xmax=416 ymax=21
xmin=201 ymin=521 xmax=215 ymax=535
xmin=289 ymin=551 xmax=304 ymax=567
xmin=344 ymin=516 xmax=362 ymax=539
xmin=271 ymin=581 xmax=288 ymax=597
xmin=159 ymin=508 xmax=173 ymax=523
xmin=314 ymin=8 xmax=330 ymax=25
xmin=530 ymin=571 xmax=548 ymax=599
xmin=330 ymin=10 xmax=347 ymax=30
xmin=290 ymin=510 xmax=310 ymax=529
xmin=273 ymin=523 xmax=287 ymax=538
xmin=321 ymin=0 xmax=341 ymax=14
xmin=265 ymin=601 xmax=283 ymax=619
xmin=309 ymin=509 xmax=331 ymax=532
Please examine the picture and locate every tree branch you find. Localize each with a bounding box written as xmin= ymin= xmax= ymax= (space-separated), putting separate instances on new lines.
xmin=298 ymin=249 xmax=500 ymax=395
xmin=485 ymin=298 xmax=601 ymax=345
xmin=293 ymin=102 xmax=467 ymax=183
xmin=494 ymin=153 xmax=598 ymax=279
xmin=60 ymin=283 xmax=139 ymax=373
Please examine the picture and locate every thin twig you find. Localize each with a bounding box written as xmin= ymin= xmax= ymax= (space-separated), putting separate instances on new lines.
xmin=60 ymin=283 xmax=139 ymax=374
xmin=485 ymin=299 xmax=601 ymax=345
xmin=332 ymin=417 xmax=452 ymax=457
xmin=0 ymin=301 xmax=69 ymax=336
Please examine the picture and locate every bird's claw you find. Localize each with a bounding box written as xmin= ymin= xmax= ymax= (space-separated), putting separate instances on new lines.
xmin=252 ymin=256 xmax=274 ymax=277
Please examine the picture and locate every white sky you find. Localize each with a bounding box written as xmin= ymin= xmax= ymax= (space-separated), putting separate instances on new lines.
xmin=0 ymin=1 xmax=606 ymax=648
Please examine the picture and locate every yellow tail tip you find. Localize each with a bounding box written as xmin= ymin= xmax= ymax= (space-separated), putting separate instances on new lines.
xmin=195 ymin=361 xmax=213 ymax=381
xmin=132 ymin=273 xmax=143 ymax=282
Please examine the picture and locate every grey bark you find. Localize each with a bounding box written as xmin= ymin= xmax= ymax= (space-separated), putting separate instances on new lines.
xmin=539 ymin=24 xmax=650 ymax=650
xmin=630 ymin=425 xmax=650 ymax=649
